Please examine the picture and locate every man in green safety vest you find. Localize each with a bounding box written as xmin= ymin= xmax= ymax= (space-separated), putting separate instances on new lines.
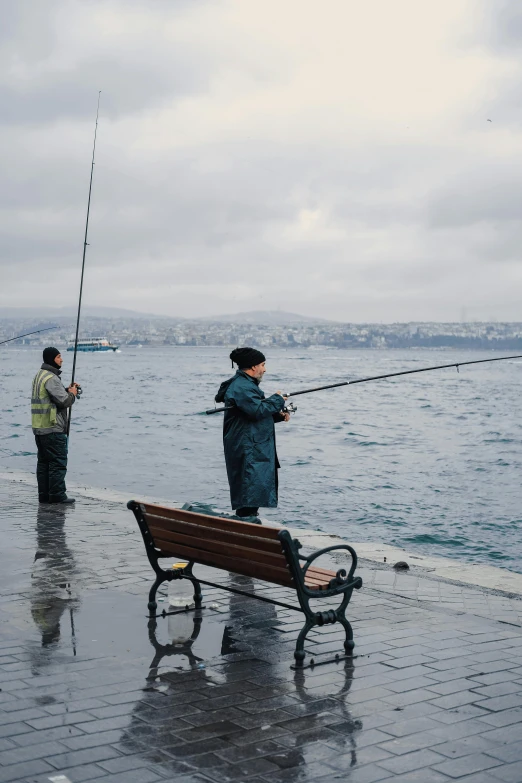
xmin=32 ymin=347 xmax=80 ymax=504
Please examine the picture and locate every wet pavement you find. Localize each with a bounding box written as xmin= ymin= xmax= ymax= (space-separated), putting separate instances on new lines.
xmin=1 ymin=477 xmax=522 ymax=783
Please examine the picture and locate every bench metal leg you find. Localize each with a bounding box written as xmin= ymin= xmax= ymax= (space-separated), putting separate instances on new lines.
xmin=294 ymin=618 xmax=315 ymax=666
xmin=339 ymin=613 xmax=355 ymax=654
xmin=148 ymin=574 xmax=166 ymax=614
xmin=337 ymin=591 xmax=355 ymax=654
xmin=293 ymin=594 xmax=357 ymax=667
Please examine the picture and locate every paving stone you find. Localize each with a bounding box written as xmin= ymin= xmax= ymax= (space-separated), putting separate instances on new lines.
xmin=0 ymin=759 xmax=54 ymax=782
xmin=78 ymin=770 xmax=162 ymax=783
xmin=377 ymin=731 xmax=446 ymax=756
xmin=476 ymin=707 xmax=522 ymax=727
xmin=34 ymin=763 xmax=113 ymax=782
xmin=329 ymin=763 xmax=393 ymax=782
xmin=484 ymin=742 xmax=522 ymax=763
xmin=428 ymin=690 xmax=487 ymax=710
xmin=0 ymin=740 xmax=68 ymax=766
xmin=376 ymin=748 xmax=447 ymax=774
xmin=432 ymin=752 xmax=503 ymax=778
xmin=382 ymin=654 xmax=437 ymax=669
xmin=228 ymin=725 xmax=290 ymax=747
xmin=256 ymin=760 xmax=335 ymax=782
xmin=25 ymin=712 xmax=97 ymax=730
xmin=429 ymin=704 xmax=490 ymax=724
xmin=433 ymin=732 xmax=501 ymax=759
xmin=78 ymin=715 xmax=132 ymax=734
xmin=426 ymin=677 xmax=483 ymax=696
xmin=46 ymin=745 xmax=122 ymax=769
xmin=479 ymin=722 xmax=522 ymax=744
xmin=470 ymin=681 xmax=521 ymax=698
xmin=434 ymin=774 xmax=494 ymax=783
xmin=390 ymin=770 xmax=450 ymax=783
xmin=0 ymin=722 xmax=34 ymax=739
xmin=478 ymin=693 xmax=522 ymax=712
xmin=59 ymin=729 xmax=126 ymax=750
xmin=385 ymin=675 xmax=437 ymax=693
xmin=491 ymin=762 xmax=522 ymax=782
xmin=375 ymin=716 xmax=442 ymax=738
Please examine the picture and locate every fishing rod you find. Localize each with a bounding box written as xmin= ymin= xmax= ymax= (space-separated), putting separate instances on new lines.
xmin=0 ymin=325 xmax=59 ymax=347
xmin=204 ymin=353 xmax=522 ymax=415
xmin=67 ymin=91 xmax=101 ymax=437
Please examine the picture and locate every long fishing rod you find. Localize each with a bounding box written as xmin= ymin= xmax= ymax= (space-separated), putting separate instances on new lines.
xmin=67 ymin=91 xmax=101 ymax=437
xmin=0 ymin=325 xmax=59 ymax=347
xmin=204 ymin=353 xmax=522 ymax=415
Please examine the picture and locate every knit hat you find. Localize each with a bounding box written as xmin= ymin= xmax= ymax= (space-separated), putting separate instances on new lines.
xmin=230 ymin=347 xmax=266 ymax=369
xmin=43 ymin=347 xmax=60 ymax=367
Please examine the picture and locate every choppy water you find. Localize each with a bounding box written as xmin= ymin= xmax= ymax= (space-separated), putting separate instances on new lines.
xmin=1 ymin=346 xmax=522 ymax=573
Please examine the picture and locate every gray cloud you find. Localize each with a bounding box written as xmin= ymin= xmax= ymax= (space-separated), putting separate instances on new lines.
xmin=2 ymin=0 xmax=522 ymax=322
xmin=482 ymin=0 xmax=522 ymax=50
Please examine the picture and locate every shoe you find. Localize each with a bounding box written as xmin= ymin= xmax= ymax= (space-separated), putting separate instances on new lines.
xmin=39 ymin=497 xmax=50 ymax=503
xmin=49 ymin=497 xmax=76 ymax=505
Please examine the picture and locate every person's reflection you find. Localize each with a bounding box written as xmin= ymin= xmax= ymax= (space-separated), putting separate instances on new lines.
xmin=31 ymin=505 xmax=79 ymax=654
xmin=223 ymin=572 xmax=279 ymax=658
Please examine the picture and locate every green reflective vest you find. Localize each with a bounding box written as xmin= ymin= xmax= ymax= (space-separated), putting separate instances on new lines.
xmin=31 ymin=369 xmax=57 ymax=429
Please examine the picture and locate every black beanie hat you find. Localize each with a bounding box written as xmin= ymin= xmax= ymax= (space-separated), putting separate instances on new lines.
xmin=230 ymin=347 xmax=266 ymax=369
xmin=43 ymin=347 xmax=60 ymax=367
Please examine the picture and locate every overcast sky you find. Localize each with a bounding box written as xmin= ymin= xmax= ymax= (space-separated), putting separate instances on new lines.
xmin=1 ymin=0 xmax=522 ymax=322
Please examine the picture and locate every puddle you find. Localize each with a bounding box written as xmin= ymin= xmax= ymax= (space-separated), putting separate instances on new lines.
xmin=29 ymin=587 xmax=244 ymax=674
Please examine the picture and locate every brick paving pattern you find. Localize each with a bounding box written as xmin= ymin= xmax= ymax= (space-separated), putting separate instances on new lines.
xmin=0 ymin=477 xmax=522 ymax=782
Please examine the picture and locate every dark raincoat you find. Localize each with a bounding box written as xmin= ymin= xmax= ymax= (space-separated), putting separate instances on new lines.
xmin=215 ymin=370 xmax=286 ymax=510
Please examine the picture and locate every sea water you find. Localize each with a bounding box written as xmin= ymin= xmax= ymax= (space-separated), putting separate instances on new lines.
xmin=1 ymin=346 xmax=521 ymax=573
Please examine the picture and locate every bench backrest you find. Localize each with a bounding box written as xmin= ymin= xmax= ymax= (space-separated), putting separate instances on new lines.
xmin=135 ymin=502 xmax=295 ymax=588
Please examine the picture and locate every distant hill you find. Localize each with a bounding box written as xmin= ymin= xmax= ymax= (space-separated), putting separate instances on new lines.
xmin=0 ymin=306 xmax=180 ymax=321
xmin=198 ymin=310 xmax=332 ymax=325
xmin=0 ymin=307 xmax=333 ymax=325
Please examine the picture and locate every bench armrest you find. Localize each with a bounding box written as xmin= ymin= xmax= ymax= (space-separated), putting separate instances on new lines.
xmin=278 ymin=530 xmax=362 ymax=598
xmin=300 ymin=543 xmax=361 ymax=590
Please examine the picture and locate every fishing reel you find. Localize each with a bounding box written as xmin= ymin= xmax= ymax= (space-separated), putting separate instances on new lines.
xmin=283 ymin=401 xmax=297 ymax=415
xmin=70 ymin=383 xmax=83 ymax=399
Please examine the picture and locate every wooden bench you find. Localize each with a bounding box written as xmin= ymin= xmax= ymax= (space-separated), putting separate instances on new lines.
xmin=127 ymin=500 xmax=363 ymax=667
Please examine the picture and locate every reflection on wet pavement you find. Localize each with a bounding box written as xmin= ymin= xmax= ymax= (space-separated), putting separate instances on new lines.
xmin=31 ymin=506 xmax=80 ymax=654
xmin=0 ymin=477 xmax=522 ymax=782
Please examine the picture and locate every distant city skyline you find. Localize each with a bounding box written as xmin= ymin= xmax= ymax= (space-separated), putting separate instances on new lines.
xmin=3 ymin=311 xmax=522 ymax=351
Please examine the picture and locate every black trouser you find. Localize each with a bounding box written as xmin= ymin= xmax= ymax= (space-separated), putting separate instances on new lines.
xmin=34 ymin=433 xmax=68 ymax=502
xmin=236 ymin=507 xmax=259 ymax=517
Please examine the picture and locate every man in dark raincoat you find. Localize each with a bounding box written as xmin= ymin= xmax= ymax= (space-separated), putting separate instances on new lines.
xmin=215 ymin=347 xmax=290 ymax=519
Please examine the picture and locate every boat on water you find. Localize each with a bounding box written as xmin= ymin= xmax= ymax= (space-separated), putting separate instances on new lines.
xmin=67 ymin=338 xmax=119 ymax=353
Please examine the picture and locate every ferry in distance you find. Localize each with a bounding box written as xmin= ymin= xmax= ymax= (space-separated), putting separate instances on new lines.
xmin=67 ymin=338 xmax=119 ymax=353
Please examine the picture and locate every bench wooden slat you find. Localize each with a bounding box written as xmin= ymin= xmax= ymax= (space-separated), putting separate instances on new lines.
xmin=152 ymin=538 xmax=295 ymax=587
xmin=151 ymin=528 xmax=332 ymax=591
xmin=146 ymin=514 xmax=284 ymax=555
xmin=305 ymin=582 xmax=329 ymax=591
xmin=149 ymin=525 xmax=288 ymax=571
xmin=142 ymin=503 xmax=281 ymax=540
xmin=307 ymin=565 xmax=338 ymax=579
xmin=149 ymin=527 xmax=335 ymax=591
xmin=304 ymin=573 xmax=331 ymax=586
